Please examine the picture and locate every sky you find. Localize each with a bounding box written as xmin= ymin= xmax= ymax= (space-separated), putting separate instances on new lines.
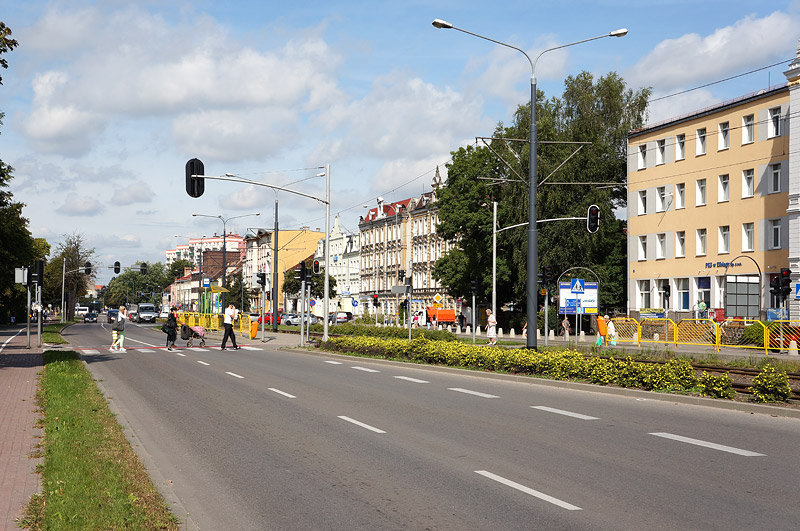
xmin=3 ymin=0 xmax=800 ymax=284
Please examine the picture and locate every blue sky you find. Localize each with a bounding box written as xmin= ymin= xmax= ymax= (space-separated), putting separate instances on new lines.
xmin=3 ymin=0 xmax=799 ymax=283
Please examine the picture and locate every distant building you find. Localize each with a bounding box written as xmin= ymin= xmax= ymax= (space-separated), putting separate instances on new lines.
xmin=167 ymin=233 xmax=245 ymax=269
xmin=315 ymin=215 xmax=361 ymax=314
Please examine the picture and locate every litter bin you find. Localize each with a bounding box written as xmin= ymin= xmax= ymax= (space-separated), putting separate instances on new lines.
xmin=250 ymin=320 xmax=259 ymax=339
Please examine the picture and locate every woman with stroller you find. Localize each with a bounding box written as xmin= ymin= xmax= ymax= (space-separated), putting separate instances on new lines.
xmin=165 ymin=307 xmax=178 ymax=351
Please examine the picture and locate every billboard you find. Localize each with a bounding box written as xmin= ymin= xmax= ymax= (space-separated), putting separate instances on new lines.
xmin=558 ymin=280 xmax=599 ymax=315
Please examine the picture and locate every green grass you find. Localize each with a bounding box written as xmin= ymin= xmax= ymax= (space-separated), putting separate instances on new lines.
xmin=41 ymin=322 xmax=70 ymax=344
xmin=23 ymin=350 xmax=179 ymax=529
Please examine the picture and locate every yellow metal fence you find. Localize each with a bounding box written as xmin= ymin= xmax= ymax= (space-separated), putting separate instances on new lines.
xmin=609 ymin=317 xmax=791 ymax=355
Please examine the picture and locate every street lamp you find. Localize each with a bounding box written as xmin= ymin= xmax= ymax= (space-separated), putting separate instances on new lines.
xmin=192 ymin=212 xmax=260 ymax=309
xmin=432 ymin=19 xmax=627 ymax=349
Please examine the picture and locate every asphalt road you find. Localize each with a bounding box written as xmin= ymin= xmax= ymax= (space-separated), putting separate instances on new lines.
xmin=63 ymin=320 xmax=800 ymax=530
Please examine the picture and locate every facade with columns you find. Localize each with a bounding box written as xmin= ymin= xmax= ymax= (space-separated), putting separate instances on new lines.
xmin=626 ymin=38 xmax=800 ymax=320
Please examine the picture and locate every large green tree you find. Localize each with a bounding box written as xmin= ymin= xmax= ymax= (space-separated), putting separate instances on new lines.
xmin=435 ymin=71 xmax=650 ymax=315
xmin=282 ymin=262 xmax=337 ymax=301
xmin=104 ymin=261 xmax=169 ymax=309
xmin=168 ymin=259 xmax=193 ymax=282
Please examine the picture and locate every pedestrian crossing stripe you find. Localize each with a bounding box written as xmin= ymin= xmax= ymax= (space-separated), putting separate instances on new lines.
xmin=82 ymin=349 xmax=100 ymax=354
xmin=239 ymin=346 xmax=259 ymax=350
xmin=136 ymin=349 xmax=156 ymax=353
xmin=188 ymin=347 xmax=209 ymax=351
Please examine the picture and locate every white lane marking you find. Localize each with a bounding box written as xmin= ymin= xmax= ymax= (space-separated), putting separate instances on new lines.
xmin=136 ymin=349 xmax=156 ymax=353
xmin=226 ymin=371 xmax=244 ymax=379
xmin=82 ymin=349 xmax=100 ymax=354
xmin=239 ymin=346 xmax=260 ymax=351
xmin=324 ymin=360 xmax=343 ymax=365
xmin=394 ymin=376 xmax=430 ymax=384
xmin=448 ymin=388 xmax=499 ymax=399
xmin=338 ymin=416 xmax=386 ymax=434
xmin=0 ymin=328 xmax=23 ymax=353
xmin=197 ymin=360 xmax=210 ymax=366
xmin=531 ymin=406 xmax=599 ymax=420
xmin=175 ymin=352 xmax=186 ymax=357
xmin=188 ymin=347 xmax=209 ymax=351
xmin=649 ymin=432 xmax=765 ymax=457
xmin=124 ymin=337 xmax=161 ymax=348
xmin=475 ymin=470 xmax=582 ymax=511
xmin=352 ymin=366 xmax=380 ymax=373
xmin=268 ymin=388 xmax=296 ymax=398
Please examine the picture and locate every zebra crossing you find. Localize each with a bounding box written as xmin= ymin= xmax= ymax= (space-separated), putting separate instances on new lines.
xmin=80 ymin=344 xmax=268 ymax=356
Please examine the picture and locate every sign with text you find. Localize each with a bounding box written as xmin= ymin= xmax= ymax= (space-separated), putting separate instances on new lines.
xmin=559 ymin=281 xmax=598 ymax=315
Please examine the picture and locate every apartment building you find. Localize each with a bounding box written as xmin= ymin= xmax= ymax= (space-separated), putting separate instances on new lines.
xmin=167 ymin=233 xmax=245 ymax=269
xmin=627 ymin=78 xmax=793 ymax=320
xmin=314 ymin=215 xmax=361 ymax=314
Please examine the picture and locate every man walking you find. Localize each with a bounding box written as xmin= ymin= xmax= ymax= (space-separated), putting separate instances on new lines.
xmin=221 ymin=303 xmax=240 ymax=351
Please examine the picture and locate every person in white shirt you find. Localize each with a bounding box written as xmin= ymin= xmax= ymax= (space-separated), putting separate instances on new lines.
xmin=486 ymin=308 xmax=497 ymax=346
xmin=221 ymin=303 xmax=239 ymax=350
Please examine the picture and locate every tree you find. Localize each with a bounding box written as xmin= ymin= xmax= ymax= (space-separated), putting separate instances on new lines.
xmin=434 ymin=71 xmax=650 ymax=314
xmin=47 ymin=234 xmax=95 ymax=320
xmin=168 ymin=259 xmax=193 ymax=282
xmin=104 ymin=262 xmax=168 ymax=309
xmin=224 ymin=271 xmax=244 ymax=310
xmin=0 ymin=22 xmax=18 ymax=85
xmin=281 ymin=262 xmax=337 ymax=301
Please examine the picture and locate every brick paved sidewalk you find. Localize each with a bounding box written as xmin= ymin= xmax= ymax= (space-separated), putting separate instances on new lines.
xmin=0 ymin=326 xmax=43 ymax=530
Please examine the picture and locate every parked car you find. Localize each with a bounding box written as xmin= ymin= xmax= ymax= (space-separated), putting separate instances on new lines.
xmin=257 ymin=313 xmax=282 ymax=325
xmin=83 ymin=312 xmax=98 ymax=323
xmin=107 ymin=309 xmax=119 ymax=323
xmin=328 ymin=311 xmax=353 ymax=324
xmin=284 ymin=314 xmax=320 ymax=326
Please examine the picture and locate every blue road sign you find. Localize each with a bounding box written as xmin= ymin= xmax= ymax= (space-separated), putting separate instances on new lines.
xmin=570 ymin=279 xmax=585 ymax=293
xmin=796 ymin=284 xmax=800 ymax=300
xmin=352 ymin=300 xmax=358 ymax=307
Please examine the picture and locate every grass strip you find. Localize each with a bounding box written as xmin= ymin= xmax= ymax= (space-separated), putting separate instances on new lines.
xmin=25 ymin=350 xmax=179 ymax=529
xmin=41 ymin=323 xmax=69 ymax=345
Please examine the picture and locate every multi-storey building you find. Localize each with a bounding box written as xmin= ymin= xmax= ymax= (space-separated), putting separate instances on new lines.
xmin=167 ymin=234 xmax=245 ymax=270
xmin=626 ymin=52 xmax=800 ymax=320
xmin=314 ymin=215 xmax=361 ymax=314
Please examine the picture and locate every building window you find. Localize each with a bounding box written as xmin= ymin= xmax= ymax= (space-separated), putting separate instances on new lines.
xmin=696 ymin=178 xmax=706 ymax=206
xmin=742 ymin=169 xmax=754 ymax=198
xmin=676 ymin=133 xmax=685 ymax=160
xmin=656 ymin=233 xmax=666 ymax=259
xmin=638 ymin=190 xmax=647 ymax=215
xmin=718 ymin=121 xmax=729 ymax=150
xmin=656 ymin=139 xmax=665 ymax=165
xmin=742 ymin=222 xmax=754 ymax=252
xmin=676 ymin=278 xmax=690 ymax=310
xmin=676 ymin=231 xmax=685 ymax=257
xmin=637 ymin=144 xmax=647 ymax=169
xmin=717 ymin=174 xmax=729 ymax=202
xmin=697 ymin=277 xmax=711 ymax=311
xmin=675 ymin=183 xmax=685 ymax=209
xmin=638 ymin=280 xmax=651 ymax=309
xmin=696 ymin=127 xmax=706 ymax=155
xmin=718 ymin=225 xmax=729 ymax=254
xmin=696 ymin=228 xmax=707 ymax=256
xmin=769 ymin=164 xmax=781 ymax=193
xmin=770 ymin=219 xmax=782 ymax=249
xmin=638 ymin=235 xmax=647 ymax=261
xmin=656 ymin=186 xmax=666 ymax=212
xmin=768 ymin=107 xmax=781 ymax=138
xmin=742 ymin=114 xmax=754 ymax=144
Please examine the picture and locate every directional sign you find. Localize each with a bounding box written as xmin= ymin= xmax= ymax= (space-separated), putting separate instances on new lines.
xmin=570 ymin=279 xmax=585 ymax=293
xmin=559 ymin=281 xmax=598 ymax=315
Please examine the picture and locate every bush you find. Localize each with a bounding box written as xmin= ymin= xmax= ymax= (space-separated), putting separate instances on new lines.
xmin=742 ymin=322 xmax=766 ymax=347
xmin=698 ymin=371 xmax=735 ymax=399
xmin=311 ymin=322 xmax=456 ymax=342
xmin=749 ymin=365 xmax=792 ymax=402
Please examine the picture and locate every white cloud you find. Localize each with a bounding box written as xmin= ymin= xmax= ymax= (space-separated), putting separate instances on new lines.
xmin=644 ymin=89 xmax=721 ymax=126
xmin=110 ymin=183 xmax=154 ymax=205
xmin=627 ymin=11 xmax=799 ymax=91
xmin=56 ymin=193 xmax=106 ymax=216
xmin=91 ymin=234 xmax=141 ymax=249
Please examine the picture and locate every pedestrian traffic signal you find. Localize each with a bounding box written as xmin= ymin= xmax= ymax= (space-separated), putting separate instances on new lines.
xmin=781 ymin=268 xmax=792 ymax=297
xmin=587 ymin=204 xmax=600 ymax=233
xmin=770 ymin=275 xmax=781 ymax=296
xmin=114 ymin=261 xmax=120 ymax=274
xmin=256 ymin=272 xmax=266 ymax=287
xmin=185 ymin=158 xmax=205 ymax=198
xmin=663 ymin=284 xmax=671 ymax=299
xmin=398 ymin=269 xmax=405 ymax=282
xmin=84 ymin=261 xmax=92 ymax=275
xmin=372 ymin=293 xmax=378 ymax=307
xmin=313 ymin=259 xmax=321 ymax=275
xmin=140 ymin=263 xmax=147 ymax=275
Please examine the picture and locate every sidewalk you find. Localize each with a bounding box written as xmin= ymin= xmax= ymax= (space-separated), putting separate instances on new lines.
xmin=0 ymin=326 xmax=43 ymax=530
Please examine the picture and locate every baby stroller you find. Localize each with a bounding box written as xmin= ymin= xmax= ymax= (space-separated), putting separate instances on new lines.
xmin=180 ymin=324 xmax=206 ymax=347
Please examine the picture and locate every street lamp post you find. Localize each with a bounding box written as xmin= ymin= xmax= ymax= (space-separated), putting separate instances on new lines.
xmin=192 ymin=213 xmax=260 ymax=311
xmin=432 ymin=19 xmax=627 ymax=349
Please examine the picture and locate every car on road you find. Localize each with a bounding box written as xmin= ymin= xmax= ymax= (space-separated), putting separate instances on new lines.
xmin=107 ymin=309 xmax=119 ymax=323
xmin=83 ymin=312 xmax=98 ymax=323
xmin=136 ymin=303 xmax=157 ymax=323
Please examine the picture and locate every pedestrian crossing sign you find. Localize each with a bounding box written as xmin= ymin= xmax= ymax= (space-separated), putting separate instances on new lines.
xmin=570 ymin=279 xmax=585 ymax=293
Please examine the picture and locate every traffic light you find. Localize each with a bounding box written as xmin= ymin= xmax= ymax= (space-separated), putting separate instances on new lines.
xmin=470 ymin=279 xmax=478 ymax=293
xmin=312 ymin=259 xmax=321 ymax=275
xmin=185 ymin=158 xmax=205 ymax=198
xmin=114 ymin=261 xmax=120 ymax=274
xmin=398 ymin=269 xmax=405 ymax=282
xmin=540 ymin=264 xmax=553 ymax=285
xmin=29 ymin=259 xmax=44 ymax=286
xmin=770 ymin=275 xmax=781 ymax=296
xmin=299 ymin=262 xmax=307 ymax=282
xmin=781 ymin=268 xmax=792 ymax=297
xmin=372 ymin=293 xmax=378 ymax=307
xmin=140 ymin=263 xmax=147 ymax=275
xmin=256 ymin=272 xmax=266 ymax=287
xmin=663 ymin=283 xmax=671 ymax=299
xmin=84 ymin=261 xmax=92 ymax=275
xmin=587 ymin=204 xmax=600 ymax=233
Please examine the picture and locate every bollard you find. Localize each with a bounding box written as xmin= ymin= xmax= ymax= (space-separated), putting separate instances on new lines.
xmin=654 ymin=333 xmax=660 ymax=341
xmin=466 ymin=325 xmax=471 ymax=335
xmin=510 ymin=328 xmax=515 ymax=338
xmin=548 ymin=329 xmax=554 ymax=340
xmin=498 ymin=327 xmax=503 ymax=337
xmin=790 ymin=340 xmax=798 ymax=356
xmin=579 ymin=331 xmax=585 ymax=342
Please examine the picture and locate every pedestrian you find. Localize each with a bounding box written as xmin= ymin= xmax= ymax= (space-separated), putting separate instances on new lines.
xmin=221 ymin=303 xmax=240 ymax=350
xmin=562 ymin=315 xmax=570 ymax=338
xmin=486 ymin=308 xmax=497 ymax=346
xmin=110 ymin=305 xmax=128 ymax=352
xmin=606 ymin=315 xmax=617 ymax=346
xmin=457 ymin=311 xmax=466 ymax=332
xmin=595 ymin=314 xmax=607 ymax=346
xmin=165 ymin=307 xmax=178 ymax=351
xmin=698 ymin=300 xmax=708 ymax=319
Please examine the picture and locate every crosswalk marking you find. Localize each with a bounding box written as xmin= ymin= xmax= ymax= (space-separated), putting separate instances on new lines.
xmin=239 ymin=346 xmax=260 ymax=351
xmin=136 ymin=349 xmax=156 ymax=353
xmin=188 ymin=347 xmax=209 ymax=351
xmin=82 ymin=349 xmax=100 ymax=354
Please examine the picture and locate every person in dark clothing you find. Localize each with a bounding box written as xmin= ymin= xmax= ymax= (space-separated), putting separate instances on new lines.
xmin=166 ymin=307 xmax=178 ymax=351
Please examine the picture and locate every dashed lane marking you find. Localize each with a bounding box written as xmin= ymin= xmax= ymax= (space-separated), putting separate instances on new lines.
xmin=394 ymin=376 xmax=429 ymax=384
xmin=197 ymin=360 xmax=210 ymax=366
xmin=475 ymin=470 xmax=582 ymax=511
xmin=531 ymin=406 xmax=599 ymax=420
xmin=226 ymin=371 xmax=244 ymax=379
xmin=448 ymin=388 xmax=499 ymax=399
xmin=338 ymin=416 xmax=386 ymax=434
xmin=352 ymin=366 xmax=380 ymax=373
xmin=324 ymin=360 xmax=343 ymax=365
xmin=268 ymin=388 xmax=296 ymax=398
xmin=649 ymin=432 xmax=765 ymax=457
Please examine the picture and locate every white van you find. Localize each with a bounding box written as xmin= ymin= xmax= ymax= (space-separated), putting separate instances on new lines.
xmin=75 ymin=306 xmax=90 ymax=317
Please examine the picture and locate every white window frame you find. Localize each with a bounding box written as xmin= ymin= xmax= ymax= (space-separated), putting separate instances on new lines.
xmin=718 ymin=225 xmax=730 ymax=254
xmin=638 ymin=190 xmax=647 ymax=215
xmin=676 ymin=230 xmax=685 ymax=257
xmin=656 ymin=233 xmax=666 ymax=259
xmin=717 ymin=174 xmax=729 ymax=203
xmin=637 ymin=144 xmax=647 ymax=169
xmin=696 ymin=178 xmax=706 ymax=206
xmin=770 ymin=219 xmax=782 ymax=249
xmin=675 ymin=183 xmax=685 ymax=209
xmin=742 ymin=114 xmax=754 ymax=144
xmin=638 ymin=235 xmax=647 ymax=261
xmin=656 ymin=186 xmax=666 ymax=212
xmin=768 ymin=107 xmax=781 ymax=138
xmin=696 ymin=128 xmax=706 ymax=155
xmin=696 ymin=228 xmax=707 ymax=256
xmin=676 ymin=134 xmax=685 ymax=160
xmin=638 ymin=279 xmax=651 ymax=309
xmin=742 ymin=222 xmax=754 ymax=252
xmin=656 ymin=139 xmax=665 ymax=165
xmin=676 ymin=278 xmax=690 ymax=311
xmin=742 ymin=169 xmax=754 ymax=198
xmin=769 ymin=164 xmax=781 ymax=193
xmin=718 ymin=121 xmax=729 ymax=150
